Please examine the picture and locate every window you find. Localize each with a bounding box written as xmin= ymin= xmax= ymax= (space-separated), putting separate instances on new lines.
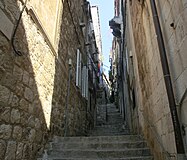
xmin=76 ymin=49 xmax=88 ymax=98
xmin=76 ymin=49 xmax=82 ymax=88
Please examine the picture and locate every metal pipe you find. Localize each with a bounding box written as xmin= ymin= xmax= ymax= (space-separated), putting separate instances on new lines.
xmin=11 ymin=0 xmax=28 ymax=56
xmin=104 ymin=88 xmax=108 ymax=122
xmin=121 ymin=0 xmax=127 ymax=121
xmin=64 ymin=60 xmax=72 ymax=137
xmin=150 ymin=0 xmax=185 ymax=156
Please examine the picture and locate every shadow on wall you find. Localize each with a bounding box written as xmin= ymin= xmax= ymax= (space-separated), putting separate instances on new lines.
xmin=50 ymin=0 xmax=88 ymax=136
xmin=1 ymin=0 xmax=90 ymax=159
xmin=0 ymin=1 xmax=49 ymax=159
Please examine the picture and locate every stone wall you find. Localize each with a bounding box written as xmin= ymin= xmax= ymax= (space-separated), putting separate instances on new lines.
xmin=0 ymin=0 xmax=92 ymax=159
xmin=126 ymin=0 xmax=187 ymax=159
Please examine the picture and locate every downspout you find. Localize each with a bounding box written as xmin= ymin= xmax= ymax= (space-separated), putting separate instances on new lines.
xmin=121 ymin=0 xmax=127 ymax=122
xmin=150 ymin=0 xmax=186 ymax=158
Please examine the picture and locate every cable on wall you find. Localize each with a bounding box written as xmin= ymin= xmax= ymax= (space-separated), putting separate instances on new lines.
xmin=11 ymin=0 xmax=28 ymax=56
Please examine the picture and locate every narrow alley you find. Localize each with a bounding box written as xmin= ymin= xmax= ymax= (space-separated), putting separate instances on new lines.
xmin=38 ymin=90 xmax=153 ymax=159
xmin=0 ymin=0 xmax=187 ymax=160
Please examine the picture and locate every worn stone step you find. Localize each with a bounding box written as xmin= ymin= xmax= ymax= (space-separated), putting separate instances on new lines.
xmin=38 ymin=157 xmax=153 ymax=160
xmin=88 ymin=123 xmax=126 ymax=135
xmin=105 ymin=121 xmax=124 ymax=125
xmin=92 ymin=125 xmax=126 ymax=131
xmin=106 ymin=108 xmax=119 ymax=111
xmin=101 ymin=113 xmax=123 ymax=117
xmin=105 ymin=119 xmax=124 ymax=124
xmin=90 ymin=128 xmax=127 ymax=133
xmin=95 ymin=124 xmax=124 ymax=127
xmin=107 ymin=108 xmax=119 ymax=111
xmin=107 ymin=115 xmax=123 ymax=118
xmin=51 ymin=141 xmax=147 ymax=150
xmin=107 ymin=114 xmax=122 ymax=118
xmin=47 ymin=148 xmax=151 ymax=159
xmin=90 ymin=132 xmax=129 ymax=136
xmin=107 ymin=112 xmax=122 ymax=116
xmin=53 ymin=135 xmax=143 ymax=143
xmin=90 ymin=131 xmax=127 ymax=134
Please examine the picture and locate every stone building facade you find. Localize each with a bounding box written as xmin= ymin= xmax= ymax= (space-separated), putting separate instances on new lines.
xmin=0 ymin=0 xmax=98 ymax=159
xmin=91 ymin=6 xmax=103 ymax=86
xmin=110 ymin=0 xmax=187 ymax=159
xmin=123 ymin=0 xmax=187 ymax=159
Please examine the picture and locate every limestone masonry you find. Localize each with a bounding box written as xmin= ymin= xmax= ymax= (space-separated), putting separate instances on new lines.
xmin=0 ymin=0 xmax=97 ymax=159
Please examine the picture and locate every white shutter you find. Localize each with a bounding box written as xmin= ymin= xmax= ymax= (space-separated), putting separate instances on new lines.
xmin=81 ymin=66 xmax=89 ymax=98
xmin=85 ymin=67 xmax=88 ymax=98
xmin=82 ymin=66 xmax=86 ymax=97
xmin=79 ymin=53 xmax=82 ymax=87
xmin=76 ymin=49 xmax=88 ymax=98
xmin=76 ymin=49 xmax=82 ymax=88
xmin=76 ymin=49 xmax=80 ymax=86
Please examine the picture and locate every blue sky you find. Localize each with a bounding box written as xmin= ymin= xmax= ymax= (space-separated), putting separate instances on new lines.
xmin=89 ymin=0 xmax=114 ymax=75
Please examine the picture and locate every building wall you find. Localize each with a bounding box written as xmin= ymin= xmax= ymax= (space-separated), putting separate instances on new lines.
xmin=91 ymin=6 xmax=102 ymax=57
xmin=91 ymin=5 xmax=103 ymax=81
xmin=126 ymin=0 xmax=187 ymax=159
xmin=0 ymin=0 xmax=93 ymax=159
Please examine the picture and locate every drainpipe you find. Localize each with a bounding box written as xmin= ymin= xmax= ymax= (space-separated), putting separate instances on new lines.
xmin=121 ymin=0 xmax=127 ymax=123
xmin=150 ymin=0 xmax=186 ymax=159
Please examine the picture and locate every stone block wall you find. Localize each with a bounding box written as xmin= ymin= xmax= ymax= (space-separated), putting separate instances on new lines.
xmin=127 ymin=0 xmax=187 ymax=159
xmin=0 ymin=0 xmax=92 ymax=159
xmin=49 ymin=0 xmax=90 ymax=137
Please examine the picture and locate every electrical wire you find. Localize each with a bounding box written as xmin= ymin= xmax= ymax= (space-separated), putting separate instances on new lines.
xmin=66 ymin=0 xmax=82 ymax=46
xmin=66 ymin=0 xmax=99 ymax=74
xmin=11 ymin=0 xmax=28 ymax=56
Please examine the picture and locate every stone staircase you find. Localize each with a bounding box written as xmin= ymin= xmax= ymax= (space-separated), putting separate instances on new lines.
xmin=90 ymin=103 xmax=129 ymax=136
xmin=38 ymin=102 xmax=153 ymax=160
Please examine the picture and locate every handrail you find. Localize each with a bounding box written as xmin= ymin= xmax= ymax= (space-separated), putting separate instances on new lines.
xmin=141 ymin=111 xmax=174 ymax=160
xmin=64 ymin=64 xmax=72 ymax=137
xmin=105 ymin=93 xmax=108 ymax=122
xmin=87 ymin=110 xmax=94 ymax=122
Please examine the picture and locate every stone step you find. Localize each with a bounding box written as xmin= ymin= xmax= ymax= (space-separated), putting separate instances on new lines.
xmin=98 ymin=113 xmax=123 ymax=118
xmin=90 ymin=131 xmax=129 ymax=136
xmin=107 ymin=109 xmax=119 ymax=112
xmin=106 ymin=117 xmax=124 ymax=122
xmin=90 ymin=129 xmax=128 ymax=132
xmin=103 ymin=122 xmax=124 ymax=126
xmin=105 ymin=119 xmax=124 ymax=124
xmin=90 ymin=128 xmax=127 ymax=134
xmin=53 ymin=135 xmax=144 ymax=143
xmin=106 ymin=106 xmax=118 ymax=109
xmin=51 ymin=141 xmax=148 ymax=150
xmin=106 ymin=112 xmax=122 ymax=115
xmin=38 ymin=157 xmax=153 ymax=160
xmin=106 ymin=107 xmax=119 ymax=111
xmin=93 ymin=124 xmax=125 ymax=129
xmin=47 ymin=148 xmax=151 ymax=159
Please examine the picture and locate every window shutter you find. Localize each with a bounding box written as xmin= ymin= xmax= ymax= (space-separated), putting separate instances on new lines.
xmin=85 ymin=67 xmax=88 ymax=98
xmin=76 ymin=49 xmax=80 ymax=86
xmin=79 ymin=53 xmax=82 ymax=87
xmin=82 ymin=66 xmax=86 ymax=97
